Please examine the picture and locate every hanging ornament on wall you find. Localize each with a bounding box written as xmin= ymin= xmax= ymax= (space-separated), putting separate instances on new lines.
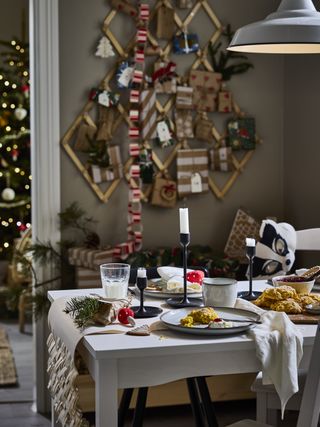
xmin=14 ymin=107 xmax=28 ymax=121
xmin=21 ymin=84 xmax=29 ymax=98
xmin=1 ymin=187 xmax=15 ymax=201
xmin=95 ymin=36 xmax=115 ymax=58
xmin=11 ymin=149 xmax=19 ymax=162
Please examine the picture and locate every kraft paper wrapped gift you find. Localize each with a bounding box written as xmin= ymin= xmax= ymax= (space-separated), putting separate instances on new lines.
xmin=173 ymin=33 xmax=199 ymax=54
xmin=96 ymin=106 xmax=114 ymax=142
xmin=228 ymin=117 xmax=256 ymax=150
xmin=90 ymin=165 xmax=120 ymax=183
xmin=176 ymin=86 xmax=193 ymax=109
xmin=210 ymin=145 xmax=234 ymax=172
xmin=189 ymin=70 xmax=222 ymax=112
xmin=151 ymin=177 xmax=177 ymax=208
xmin=140 ymin=89 xmax=157 ymax=141
xmin=176 ymin=149 xmax=209 ymax=197
xmin=157 ymin=5 xmax=175 ymax=39
xmin=218 ymin=90 xmax=233 ymax=113
xmin=90 ymin=145 xmax=123 ymax=183
xmin=68 ymin=247 xmax=114 ymax=270
xmin=194 ymin=114 xmax=213 ymax=142
xmin=175 ymin=110 xmax=194 ymax=140
xmin=74 ymin=122 xmax=96 ymax=152
xmin=189 ymin=70 xmax=222 ymax=92
xmin=76 ymin=267 xmax=101 ymax=288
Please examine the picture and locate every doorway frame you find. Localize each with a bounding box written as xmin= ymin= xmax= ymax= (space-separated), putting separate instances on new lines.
xmin=29 ymin=0 xmax=60 ymax=412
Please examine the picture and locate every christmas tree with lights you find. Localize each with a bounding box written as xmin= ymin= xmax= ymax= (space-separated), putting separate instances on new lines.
xmin=0 ymin=38 xmax=31 ymax=260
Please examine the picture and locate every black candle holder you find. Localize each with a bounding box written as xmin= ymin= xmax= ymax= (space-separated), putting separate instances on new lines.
xmin=131 ymin=274 xmax=163 ymax=318
xmin=238 ymin=245 xmax=262 ymax=301
xmin=166 ymin=233 xmax=203 ymax=308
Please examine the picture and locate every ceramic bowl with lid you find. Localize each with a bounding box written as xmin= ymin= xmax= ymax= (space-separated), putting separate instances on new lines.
xmin=202 ymin=278 xmax=238 ymax=307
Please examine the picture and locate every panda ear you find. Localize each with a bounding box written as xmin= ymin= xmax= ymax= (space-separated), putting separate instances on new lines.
xmin=259 ymin=220 xmax=267 ymax=238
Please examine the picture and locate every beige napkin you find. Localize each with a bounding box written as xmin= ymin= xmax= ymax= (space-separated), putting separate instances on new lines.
xmin=235 ymin=298 xmax=303 ymax=418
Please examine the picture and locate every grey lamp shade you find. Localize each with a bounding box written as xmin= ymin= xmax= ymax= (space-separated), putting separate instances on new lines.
xmin=228 ymin=0 xmax=320 ymax=54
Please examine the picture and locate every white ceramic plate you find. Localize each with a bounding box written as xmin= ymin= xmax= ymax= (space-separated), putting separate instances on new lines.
xmin=135 ymin=279 xmax=202 ymax=299
xmin=160 ymin=307 xmax=260 ymax=336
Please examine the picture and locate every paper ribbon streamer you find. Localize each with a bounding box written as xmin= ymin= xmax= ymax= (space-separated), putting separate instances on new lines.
xmin=129 ymin=143 xmax=140 ymax=157
xmin=130 ymin=89 xmax=140 ymax=103
xmin=137 ymin=28 xmax=147 ymax=43
xmin=139 ymin=3 xmax=150 ymax=21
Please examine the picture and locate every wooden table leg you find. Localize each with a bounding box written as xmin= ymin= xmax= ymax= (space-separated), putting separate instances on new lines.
xmin=95 ymin=359 xmax=118 ymax=427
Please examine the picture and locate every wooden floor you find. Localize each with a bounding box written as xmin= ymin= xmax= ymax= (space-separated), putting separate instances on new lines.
xmin=0 ymin=320 xmax=300 ymax=426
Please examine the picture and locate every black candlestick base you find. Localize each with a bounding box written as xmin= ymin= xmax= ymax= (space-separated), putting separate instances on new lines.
xmin=237 ymin=290 xmax=262 ymax=301
xmin=166 ymin=297 xmax=203 ymax=308
xmin=131 ymin=305 xmax=162 ymax=318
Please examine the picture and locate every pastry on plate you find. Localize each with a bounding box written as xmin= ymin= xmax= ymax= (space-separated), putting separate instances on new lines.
xmin=270 ymin=299 xmax=303 ymax=314
xmin=180 ymin=307 xmax=219 ymax=327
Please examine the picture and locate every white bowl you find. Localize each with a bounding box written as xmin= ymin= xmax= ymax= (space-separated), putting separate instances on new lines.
xmin=272 ymin=275 xmax=314 ymax=294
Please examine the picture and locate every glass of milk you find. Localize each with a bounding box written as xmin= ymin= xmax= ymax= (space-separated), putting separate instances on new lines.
xmin=100 ymin=263 xmax=130 ymax=299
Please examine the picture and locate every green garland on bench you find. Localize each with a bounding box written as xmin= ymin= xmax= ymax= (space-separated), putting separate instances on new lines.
xmin=127 ymin=245 xmax=239 ymax=278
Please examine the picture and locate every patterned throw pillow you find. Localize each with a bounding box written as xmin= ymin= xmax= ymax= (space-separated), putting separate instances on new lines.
xmin=224 ymin=209 xmax=261 ymax=263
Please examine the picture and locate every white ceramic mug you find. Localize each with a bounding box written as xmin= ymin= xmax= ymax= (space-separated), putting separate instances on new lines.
xmin=202 ymin=278 xmax=237 ymax=307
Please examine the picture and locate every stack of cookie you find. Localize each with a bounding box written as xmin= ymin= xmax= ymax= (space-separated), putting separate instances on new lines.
xmin=253 ymin=285 xmax=320 ymax=314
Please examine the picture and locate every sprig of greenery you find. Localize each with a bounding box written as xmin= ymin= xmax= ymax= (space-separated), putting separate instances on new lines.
xmin=209 ymin=24 xmax=253 ymax=81
xmin=64 ymin=297 xmax=101 ymax=329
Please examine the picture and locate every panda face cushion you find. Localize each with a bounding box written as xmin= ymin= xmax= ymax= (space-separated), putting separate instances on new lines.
xmin=252 ymin=219 xmax=296 ymax=278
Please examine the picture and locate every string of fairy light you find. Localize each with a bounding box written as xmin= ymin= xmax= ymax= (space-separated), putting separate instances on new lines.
xmin=0 ymin=38 xmax=31 ymax=254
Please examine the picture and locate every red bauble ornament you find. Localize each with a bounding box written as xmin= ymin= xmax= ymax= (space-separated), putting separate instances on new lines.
xmin=18 ymin=223 xmax=27 ymax=232
xmin=89 ymin=88 xmax=99 ymax=101
xmin=186 ymin=270 xmax=205 ymax=285
xmin=11 ymin=149 xmax=19 ymax=161
xmin=21 ymin=84 xmax=29 ymax=94
xmin=118 ymin=308 xmax=135 ymax=325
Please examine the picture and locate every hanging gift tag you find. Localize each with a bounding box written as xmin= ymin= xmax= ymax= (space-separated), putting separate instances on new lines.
xmin=98 ymin=91 xmax=110 ymax=107
xmin=117 ymin=64 xmax=134 ymax=88
xmin=191 ymin=172 xmax=202 ymax=193
xmin=157 ymin=121 xmax=171 ymax=143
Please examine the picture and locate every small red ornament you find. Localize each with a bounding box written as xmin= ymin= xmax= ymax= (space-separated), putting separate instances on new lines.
xmin=18 ymin=223 xmax=27 ymax=232
xmin=89 ymin=88 xmax=99 ymax=101
xmin=186 ymin=270 xmax=205 ymax=284
xmin=118 ymin=307 xmax=135 ymax=325
xmin=21 ymin=84 xmax=29 ymax=94
xmin=11 ymin=149 xmax=19 ymax=161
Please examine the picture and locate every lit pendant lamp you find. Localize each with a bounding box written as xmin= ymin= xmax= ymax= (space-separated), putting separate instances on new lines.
xmin=228 ymin=0 xmax=320 ymax=54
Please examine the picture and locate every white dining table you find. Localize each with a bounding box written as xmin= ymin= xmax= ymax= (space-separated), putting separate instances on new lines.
xmin=48 ymin=281 xmax=318 ymax=427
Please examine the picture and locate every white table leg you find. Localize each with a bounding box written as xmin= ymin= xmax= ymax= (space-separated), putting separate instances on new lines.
xmin=95 ymin=359 xmax=118 ymax=427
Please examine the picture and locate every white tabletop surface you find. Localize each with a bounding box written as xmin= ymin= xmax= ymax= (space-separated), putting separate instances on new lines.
xmin=48 ymin=280 xmax=318 ymax=361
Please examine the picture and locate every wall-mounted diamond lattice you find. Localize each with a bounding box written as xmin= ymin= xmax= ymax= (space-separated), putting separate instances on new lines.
xmin=61 ymin=0 xmax=262 ymax=203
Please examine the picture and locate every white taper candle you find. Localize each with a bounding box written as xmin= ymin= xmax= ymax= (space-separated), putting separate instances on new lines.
xmin=179 ymin=208 xmax=189 ymax=234
xmin=246 ymin=238 xmax=256 ymax=247
xmin=137 ymin=267 xmax=147 ymax=278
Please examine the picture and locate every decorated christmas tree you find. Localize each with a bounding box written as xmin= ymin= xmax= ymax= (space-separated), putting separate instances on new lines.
xmin=0 ymin=37 xmax=31 ymax=259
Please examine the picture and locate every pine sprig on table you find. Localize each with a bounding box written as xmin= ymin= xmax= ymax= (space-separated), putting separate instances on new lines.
xmin=64 ymin=297 xmax=101 ymax=329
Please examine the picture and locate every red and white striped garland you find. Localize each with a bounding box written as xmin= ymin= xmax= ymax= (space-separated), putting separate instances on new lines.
xmin=122 ymin=3 xmax=150 ymax=254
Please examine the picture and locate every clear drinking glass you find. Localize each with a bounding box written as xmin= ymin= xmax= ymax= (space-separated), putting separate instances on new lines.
xmin=100 ymin=263 xmax=130 ymax=299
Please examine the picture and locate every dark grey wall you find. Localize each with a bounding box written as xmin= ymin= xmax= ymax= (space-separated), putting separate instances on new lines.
xmin=0 ymin=0 xmax=28 ymax=43
xmin=284 ymin=55 xmax=320 ymax=266
xmin=59 ymin=0 xmax=284 ymax=250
